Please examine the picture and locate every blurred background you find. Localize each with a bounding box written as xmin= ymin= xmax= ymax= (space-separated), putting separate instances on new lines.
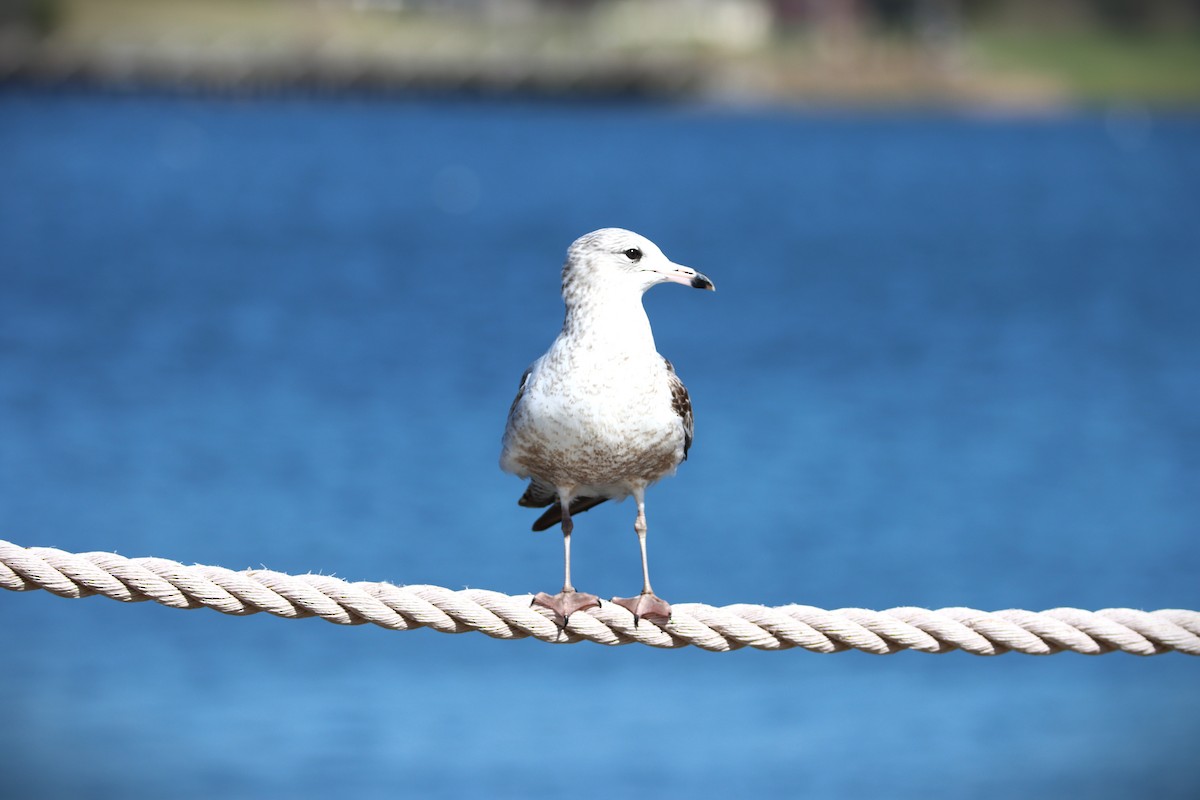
xmin=1 ymin=1 xmax=1198 ymax=799
xmin=3 ymin=0 xmax=1200 ymax=105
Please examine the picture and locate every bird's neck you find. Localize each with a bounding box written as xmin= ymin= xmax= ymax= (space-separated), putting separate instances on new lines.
xmin=560 ymin=284 xmax=656 ymax=355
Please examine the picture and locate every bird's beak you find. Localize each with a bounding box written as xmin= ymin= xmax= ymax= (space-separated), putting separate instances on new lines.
xmin=657 ymin=262 xmax=716 ymax=291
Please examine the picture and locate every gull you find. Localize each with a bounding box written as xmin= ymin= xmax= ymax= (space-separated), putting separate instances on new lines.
xmin=500 ymin=228 xmax=714 ymax=626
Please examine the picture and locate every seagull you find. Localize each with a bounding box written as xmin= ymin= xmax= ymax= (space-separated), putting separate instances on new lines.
xmin=500 ymin=228 xmax=714 ymax=626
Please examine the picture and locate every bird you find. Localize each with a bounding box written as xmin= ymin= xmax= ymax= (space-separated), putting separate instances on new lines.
xmin=500 ymin=228 xmax=714 ymax=627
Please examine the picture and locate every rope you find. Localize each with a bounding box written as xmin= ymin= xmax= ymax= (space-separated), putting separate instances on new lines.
xmin=2 ymin=539 xmax=1197 ymax=655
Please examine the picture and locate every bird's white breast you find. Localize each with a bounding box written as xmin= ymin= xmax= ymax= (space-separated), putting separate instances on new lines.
xmin=501 ymin=340 xmax=686 ymax=496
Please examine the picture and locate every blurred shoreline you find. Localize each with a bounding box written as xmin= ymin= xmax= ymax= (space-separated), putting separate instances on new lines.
xmin=2 ymin=0 xmax=1199 ymax=109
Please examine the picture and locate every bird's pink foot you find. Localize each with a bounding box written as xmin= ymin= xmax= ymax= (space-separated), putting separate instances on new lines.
xmin=531 ymin=590 xmax=601 ymax=627
xmin=612 ymin=592 xmax=671 ymax=626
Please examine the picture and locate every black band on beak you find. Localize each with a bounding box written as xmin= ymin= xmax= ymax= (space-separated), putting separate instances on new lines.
xmin=690 ymin=273 xmax=715 ymax=291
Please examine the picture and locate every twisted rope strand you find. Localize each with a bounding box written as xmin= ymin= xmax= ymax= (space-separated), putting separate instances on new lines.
xmin=2 ymin=539 xmax=1197 ymax=655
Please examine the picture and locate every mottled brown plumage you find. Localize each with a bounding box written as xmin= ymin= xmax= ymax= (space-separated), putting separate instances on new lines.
xmin=664 ymin=357 xmax=694 ymax=460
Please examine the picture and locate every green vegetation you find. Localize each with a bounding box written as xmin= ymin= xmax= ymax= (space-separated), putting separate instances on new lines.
xmin=976 ymin=30 xmax=1200 ymax=104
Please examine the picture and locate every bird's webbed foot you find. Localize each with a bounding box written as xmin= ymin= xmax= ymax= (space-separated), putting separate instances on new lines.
xmin=531 ymin=590 xmax=601 ymax=627
xmin=611 ymin=592 xmax=671 ymax=627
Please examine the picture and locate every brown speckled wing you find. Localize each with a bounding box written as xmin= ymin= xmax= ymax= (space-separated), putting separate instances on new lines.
xmin=507 ymin=365 xmax=532 ymax=420
xmin=663 ymin=357 xmax=694 ymax=460
xmin=509 ymin=366 xmax=561 ymax=513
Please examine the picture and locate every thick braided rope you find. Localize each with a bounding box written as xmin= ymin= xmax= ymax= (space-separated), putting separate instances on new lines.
xmin=2 ymin=539 xmax=1197 ymax=655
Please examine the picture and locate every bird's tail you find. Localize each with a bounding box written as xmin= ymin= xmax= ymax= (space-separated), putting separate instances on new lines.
xmin=530 ymin=496 xmax=609 ymax=532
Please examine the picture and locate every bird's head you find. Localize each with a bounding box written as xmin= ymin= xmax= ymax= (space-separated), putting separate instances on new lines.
xmin=562 ymin=228 xmax=715 ymax=299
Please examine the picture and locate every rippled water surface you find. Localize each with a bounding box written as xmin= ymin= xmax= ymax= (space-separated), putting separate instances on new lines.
xmin=2 ymin=91 xmax=1198 ymax=799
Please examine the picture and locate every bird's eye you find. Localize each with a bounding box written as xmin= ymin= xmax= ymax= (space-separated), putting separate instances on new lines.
xmin=623 ymin=248 xmax=643 ymax=262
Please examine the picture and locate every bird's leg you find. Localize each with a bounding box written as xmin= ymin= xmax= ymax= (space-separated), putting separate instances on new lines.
xmin=531 ymin=488 xmax=600 ymax=627
xmin=561 ymin=506 xmax=577 ymax=592
xmin=612 ymin=488 xmax=671 ymax=626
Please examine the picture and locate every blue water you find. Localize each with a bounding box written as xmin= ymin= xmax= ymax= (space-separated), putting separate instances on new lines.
xmin=1 ymin=91 xmax=1198 ymax=799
